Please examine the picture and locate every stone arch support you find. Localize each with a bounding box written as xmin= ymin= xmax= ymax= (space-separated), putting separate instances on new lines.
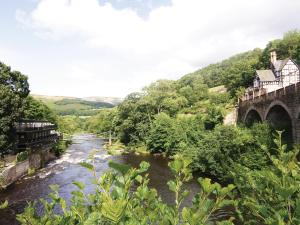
xmin=243 ymin=106 xmax=263 ymax=123
xmin=264 ymin=100 xmax=293 ymax=121
xmin=295 ymin=106 xmax=300 ymax=119
xmin=264 ymin=100 xmax=294 ymax=144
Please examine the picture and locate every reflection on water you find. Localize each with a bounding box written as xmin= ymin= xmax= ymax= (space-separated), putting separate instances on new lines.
xmin=0 ymin=134 xmax=229 ymax=224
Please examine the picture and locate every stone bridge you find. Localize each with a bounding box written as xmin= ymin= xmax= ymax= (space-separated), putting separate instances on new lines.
xmin=237 ymin=82 xmax=300 ymax=143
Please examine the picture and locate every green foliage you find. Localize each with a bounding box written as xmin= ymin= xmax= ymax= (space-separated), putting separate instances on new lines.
xmin=17 ymin=157 xmax=236 ymax=225
xmin=180 ymin=30 xmax=300 ymax=98
xmin=0 ymin=200 xmax=8 ymax=209
xmin=182 ymin=178 xmax=236 ymax=225
xmin=52 ymin=139 xmax=71 ymax=156
xmin=55 ymin=98 xmax=114 ymax=108
xmin=57 ymin=115 xmax=86 ymax=135
xmin=27 ymin=167 xmax=35 ymax=176
xmin=203 ymin=105 xmax=224 ymax=130
xmin=181 ymin=124 xmax=272 ymax=181
xmin=16 ymin=151 xmax=28 ymax=163
xmin=0 ymin=62 xmax=29 ymax=155
xmin=183 ymin=49 xmax=262 ymax=97
xmin=146 ymin=113 xmax=176 ymax=153
xmin=85 ymin=108 xmax=117 ymax=136
xmin=146 ymin=113 xmax=204 ymax=154
xmin=261 ymin=30 xmax=300 ymax=67
xmin=114 ymin=79 xmax=223 ymax=148
xmin=234 ymin=131 xmax=300 ymax=225
xmin=36 ymin=97 xmax=115 ymax=116
xmin=23 ymin=96 xmax=57 ymax=123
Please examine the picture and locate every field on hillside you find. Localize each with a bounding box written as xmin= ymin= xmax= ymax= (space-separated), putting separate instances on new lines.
xmin=33 ymin=95 xmax=121 ymax=116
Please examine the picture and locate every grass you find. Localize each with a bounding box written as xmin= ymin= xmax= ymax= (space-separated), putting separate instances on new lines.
xmin=131 ymin=145 xmax=150 ymax=155
xmin=33 ymin=95 xmax=115 ymax=116
xmin=104 ymin=140 xmax=125 ymax=155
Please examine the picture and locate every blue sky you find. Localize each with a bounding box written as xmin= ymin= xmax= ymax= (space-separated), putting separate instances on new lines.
xmin=1 ymin=0 xmax=300 ymax=97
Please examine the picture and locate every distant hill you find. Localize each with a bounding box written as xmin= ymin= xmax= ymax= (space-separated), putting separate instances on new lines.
xmin=32 ymin=94 xmax=122 ymax=116
xmin=181 ymin=31 xmax=300 ymax=97
xmin=82 ymin=96 xmax=122 ymax=105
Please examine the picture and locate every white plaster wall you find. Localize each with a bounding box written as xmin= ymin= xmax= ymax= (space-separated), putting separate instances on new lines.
xmin=282 ymin=60 xmax=299 ymax=87
xmin=262 ymin=82 xmax=281 ymax=93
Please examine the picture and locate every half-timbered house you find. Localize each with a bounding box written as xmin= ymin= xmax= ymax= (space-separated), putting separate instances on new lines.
xmin=253 ymin=51 xmax=300 ymax=93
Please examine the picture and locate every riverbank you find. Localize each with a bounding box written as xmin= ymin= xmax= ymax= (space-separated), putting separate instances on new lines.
xmin=0 ymin=139 xmax=71 ymax=190
xmin=0 ymin=134 xmax=210 ymax=224
xmin=103 ymin=140 xmax=167 ymax=157
xmin=0 ymin=148 xmax=56 ymax=189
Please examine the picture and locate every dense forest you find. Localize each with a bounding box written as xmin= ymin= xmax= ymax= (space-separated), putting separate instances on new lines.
xmin=2 ymin=30 xmax=300 ymax=224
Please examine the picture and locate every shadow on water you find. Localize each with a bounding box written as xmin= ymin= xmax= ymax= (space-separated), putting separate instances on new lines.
xmin=0 ymin=134 xmax=232 ymax=224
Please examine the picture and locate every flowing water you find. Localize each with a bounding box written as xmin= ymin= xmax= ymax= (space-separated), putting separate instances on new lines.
xmin=0 ymin=134 xmax=231 ymax=224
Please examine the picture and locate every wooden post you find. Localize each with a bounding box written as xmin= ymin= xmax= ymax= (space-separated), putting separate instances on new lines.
xmin=109 ymin=130 xmax=112 ymax=146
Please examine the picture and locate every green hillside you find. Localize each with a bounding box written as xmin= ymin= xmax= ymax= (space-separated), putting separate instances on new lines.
xmin=32 ymin=95 xmax=117 ymax=116
xmin=184 ymin=30 xmax=300 ymax=96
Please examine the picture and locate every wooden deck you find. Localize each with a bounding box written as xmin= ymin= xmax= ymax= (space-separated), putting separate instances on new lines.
xmin=15 ymin=120 xmax=60 ymax=151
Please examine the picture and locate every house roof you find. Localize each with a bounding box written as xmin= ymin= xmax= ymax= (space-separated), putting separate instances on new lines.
xmin=273 ymin=59 xmax=290 ymax=71
xmin=256 ymin=70 xmax=276 ymax=81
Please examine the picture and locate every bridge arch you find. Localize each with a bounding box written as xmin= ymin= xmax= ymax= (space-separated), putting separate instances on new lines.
xmin=295 ymin=106 xmax=300 ymax=119
xmin=244 ymin=107 xmax=263 ymax=126
xmin=264 ymin=100 xmax=294 ymax=144
xmin=264 ymin=100 xmax=293 ymax=121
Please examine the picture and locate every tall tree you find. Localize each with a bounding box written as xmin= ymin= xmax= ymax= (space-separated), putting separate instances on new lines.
xmin=0 ymin=62 xmax=29 ymax=155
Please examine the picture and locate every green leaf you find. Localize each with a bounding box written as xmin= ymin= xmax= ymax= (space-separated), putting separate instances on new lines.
xmin=71 ymin=190 xmax=84 ymax=198
xmin=139 ymin=161 xmax=150 ymax=172
xmin=0 ymin=200 xmax=8 ymax=209
xmin=84 ymin=212 xmax=101 ymax=225
xmin=73 ymin=181 xmax=86 ymax=190
xmin=108 ymin=161 xmax=131 ymax=175
xmin=80 ymin=162 xmax=94 ymax=171
xmin=101 ymin=198 xmax=127 ymax=223
xmin=135 ymin=175 xmax=143 ymax=183
xmin=167 ymin=180 xmax=176 ymax=192
xmin=182 ymin=207 xmax=191 ymax=222
xmin=169 ymin=159 xmax=183 ymax=173
xmin=49 ymin=184 xmax=59 ymax=192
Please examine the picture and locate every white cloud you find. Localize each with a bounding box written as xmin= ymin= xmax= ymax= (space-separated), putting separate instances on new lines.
xmin=14 ymin=0 xmax=300 ymax=97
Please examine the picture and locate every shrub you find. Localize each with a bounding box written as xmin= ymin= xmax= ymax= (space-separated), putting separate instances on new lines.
xmin=17 ymin=155 xmax=236 ymax=225
xmin=51 ymin=139 xmax=71 ymax=157
xmin=16 ymin=151 xmax=28 ymax=163
xmin=234 ymin=131 xmax=300 ymax=224
xmin=182 ymin=124 xmax=271 ymax=181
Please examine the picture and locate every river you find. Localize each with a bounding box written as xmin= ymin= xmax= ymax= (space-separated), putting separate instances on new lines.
xmin=0 ymin=134 xmax=230 ymax=224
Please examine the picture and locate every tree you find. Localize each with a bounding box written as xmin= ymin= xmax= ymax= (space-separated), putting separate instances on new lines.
xmin=85 ymin=108 xmax=117 ymax=136
xmin=23 ymin=96 xmax=57 ymax=124
xmin=0 ymin=62 xmax=29 ymax=155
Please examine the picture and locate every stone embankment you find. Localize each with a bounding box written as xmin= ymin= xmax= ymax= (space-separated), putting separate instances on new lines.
xmin=0 ymin=148 xmax=56 ymax=189
xmin=224 ymin=108 xmax=238 ymax=126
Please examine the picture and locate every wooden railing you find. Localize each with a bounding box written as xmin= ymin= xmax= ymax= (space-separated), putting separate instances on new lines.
xmin=15 ymin=120 xmax=60 ymax=150
xmin=15 ymin=120 xmax=57 ymax=132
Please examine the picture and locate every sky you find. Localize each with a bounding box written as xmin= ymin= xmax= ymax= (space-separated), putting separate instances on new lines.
xmin=1 ymin=0 xmax=300 ymax=98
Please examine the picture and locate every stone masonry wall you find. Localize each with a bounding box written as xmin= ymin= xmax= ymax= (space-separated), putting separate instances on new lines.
xmin=0 ymin=149 xmax=56 ymax=189
xmin=238 ymin=82 xmax=300 ymax=143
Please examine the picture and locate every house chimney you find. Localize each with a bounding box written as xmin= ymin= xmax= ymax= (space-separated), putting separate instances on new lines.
xmin=270 ymin=51 xmax=277 ymax=64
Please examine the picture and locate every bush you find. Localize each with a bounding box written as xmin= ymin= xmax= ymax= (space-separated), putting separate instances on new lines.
xmin=146 ymin=113 xmax=204 ymax=154
xmin=16 ymin=151 xmax=28 ymax=163
xmin=51 ymin=140 xmax=71 ymax=157
xmin=182 ymin=124 xmax=272 ymax=181
xmin=146 ymin=113 xmax=177 ymax=153
xmin=233 ymin=131 xmax=300 ymax=224
xmin=17 ymin=155 xmax=236 ymax=225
